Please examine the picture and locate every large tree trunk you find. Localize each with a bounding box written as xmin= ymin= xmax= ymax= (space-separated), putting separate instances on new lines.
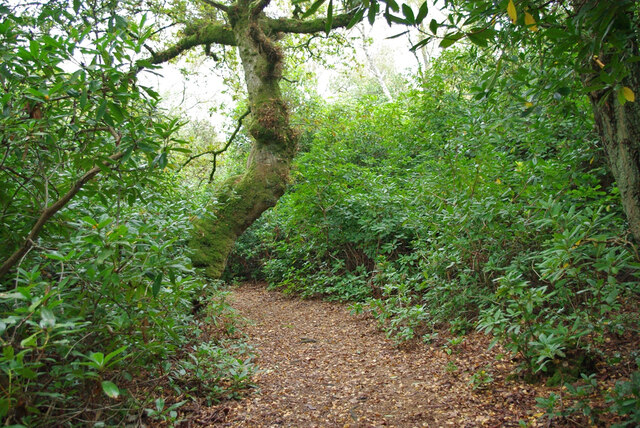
xmin=588 ymin=51 xmax=640 ymax=243
xmin=189 ymin=0 xmax=297 ymax=278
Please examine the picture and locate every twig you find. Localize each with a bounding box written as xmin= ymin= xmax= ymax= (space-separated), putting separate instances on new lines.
xmin=209 ymin=109 xmax=251 ymax=183
xmin=176 ymin=109 xmax=251 ymax=179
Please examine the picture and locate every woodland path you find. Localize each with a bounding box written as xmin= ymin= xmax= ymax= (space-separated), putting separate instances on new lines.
xmin=200 ymin=283 xmax=549 ymax=427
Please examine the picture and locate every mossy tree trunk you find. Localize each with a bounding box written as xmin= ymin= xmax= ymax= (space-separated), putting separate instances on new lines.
xmin=189 ymin=0 xmax=296 ymax=277
xmin=587 ymin=41 xmax=640 ymax=243
xmin=152 ymin=0 xmax=356 ymax=277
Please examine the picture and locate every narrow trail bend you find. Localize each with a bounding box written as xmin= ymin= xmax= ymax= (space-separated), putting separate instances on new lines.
xmin=207 ymin=283 xmax=546 ymax=427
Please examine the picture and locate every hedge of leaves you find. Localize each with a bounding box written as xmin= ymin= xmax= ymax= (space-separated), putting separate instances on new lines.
xmin=0 ymin=4 xmax=252 ymax=425
xmin=228 ymin=50 xmax=640 ymax=386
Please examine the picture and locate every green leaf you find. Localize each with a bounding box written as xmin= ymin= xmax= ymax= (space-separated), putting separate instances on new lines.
xmin=3 ymin=346 xmax=14 ymax=360
xmin=17 ymin=367 xmax=37 ymax=380
xmin=96 ymin=99 xmax=107 ymax=121
xmin=401 ymin=4 xmax=415 ymax=24
xmin=155 ymin=397 xmax=165 ymax=412
xmin=385 ymin=0 xmax=399 ymax=12
xmin=0 ymin=397 xmax=9 ymax=418
xmin=89 ymin=352 xmax=105 ymax=367
xmin=44 ymin=251 xmax=65 ymax=261
xmin=410 ymin=37 xmax=431 ymax=52
xmin=152 ymin=272 xmax=163 ymax=297
xmin=346 ymin=7 xmax=365 ymax=29
xmin=20 ymin=333 xmax=39 ymax=348
xmin=302 ymin=0 xmax=325 ymax=18
xmin=101 ymin=381 xmax=120 ymax=399
xmin=387 ymin=30 xmax=410 ymax=40
xmin=108 ymin=102 xmax=124 ymax=122
xmin=40 ymin=307 xmax=56 ymax=329
xmin=468 ymin=31 xmax=489 ymax=47
xmin=415 ymin=2 xmax=428 ymax=24
xmin=368 ymin=1 xmax=378 ymax=25
xmin=325 ymin=0 xmax=333 ymax=35
xmin=439 ymin=33 xmax=463 ymax=48
xmin=104 ymin=345 xmax=128 ymax=365
xmin=79 ymin=89 xmax=88 ymax=110
xmin=97 ymin=217 xmax=113 ymax=229
xmin=81 ymin=216 xmax=98 ymax=226
xmin=429 ymin=19 xmax=440 ymax=34
xmin=29 ymin=40 xmax=40 ymax=57
xmin=0 ymin=291 xmax=27 ymax=300
xmin=384 ymin=12 xmax=408 ymax=25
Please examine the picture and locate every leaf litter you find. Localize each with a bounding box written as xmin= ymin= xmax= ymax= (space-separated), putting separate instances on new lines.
xmin=177 ymin=283 xmax=635 ymax=427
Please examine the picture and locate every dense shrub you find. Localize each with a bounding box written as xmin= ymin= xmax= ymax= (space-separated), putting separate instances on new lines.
xmin=0 ymin=5 xmax=252 ymax=424
xmin=228 ymin=49 xmax=639 ymax=378
xmin=0 ymin=176 xmax=254 ymax=425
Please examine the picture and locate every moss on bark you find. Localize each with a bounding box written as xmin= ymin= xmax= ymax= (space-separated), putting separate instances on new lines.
xmin=190 ymin=147 xmax=291 ymax=277
xmin=185 ymin=0 xmax=356 ymax=278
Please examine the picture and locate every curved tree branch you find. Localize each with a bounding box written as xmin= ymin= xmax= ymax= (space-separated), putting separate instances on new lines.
xmin=142 ymin=9 xmax=356 ymax=70
xmin=208 ymin=108 xmax=251 ymax=182
xmin=149 ymin=22 xmax=237 ymax=66
xmin=266 ymin=11 xmax=357 ymax=34
xmin=177 ymin=109 xmax=251 ymax=176
xmin=200 ymin=0 xmax=230 ymax=13
xmin=0 ymin=148 xmax=124 ymax=280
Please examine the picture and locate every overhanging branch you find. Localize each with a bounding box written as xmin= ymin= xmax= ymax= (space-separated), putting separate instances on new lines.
xmin=0 ymin=144 xmax=124 ymax=280
xmin=176 ymin=109 xmax=251 ymax=181
xmin=266 ymin=11 xmax=357 ymax=34
xmin=208 ymin=108 xmax=251 ymax=183
xmin=200 ymin=0 xmax=230 ymax=13
xmin=149 ymin=22 xmax=237 ymax=66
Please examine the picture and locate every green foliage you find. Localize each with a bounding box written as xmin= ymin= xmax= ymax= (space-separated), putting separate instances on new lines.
xmin=0 ymin=3 xmax=252 ymax=425
xmin=469 ymin=368 xmax=494 ymax=391
xmin=331 ymin=0 xmax=639 ymax=107
xmin=144 ymin=398 xmax=187 ymax=426
xmin=2 ymin=3 xmax=152 ymax=251
xmin=0 ymin=175 xmax=252 ymax=425
xmin=608 ymin=360 xmax=640 ymax=427
xmin=228 ymin=47 xmax=639 ymax=381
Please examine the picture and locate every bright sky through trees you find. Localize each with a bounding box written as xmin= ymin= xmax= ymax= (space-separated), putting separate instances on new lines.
xmin=142 ymin=18 xmax=433 ymax=124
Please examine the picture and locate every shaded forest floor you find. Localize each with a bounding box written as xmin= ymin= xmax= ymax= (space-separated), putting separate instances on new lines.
xmin=182 ymin=283 xmax=580 ymax=427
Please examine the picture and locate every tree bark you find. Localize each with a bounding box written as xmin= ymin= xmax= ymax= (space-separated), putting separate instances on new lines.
xmin=189 ymin=0 xmax=297 ymax=278
xmin=588 ymin=56 xmax=640 ymax=242
xmin=147 ymin=4 xmax=357 ymax=278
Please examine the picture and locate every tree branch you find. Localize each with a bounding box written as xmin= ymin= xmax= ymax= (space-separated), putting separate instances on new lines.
xmin=250 ymin=0 xmax=272 ymax=17
xmin=177 ymin=109 xmax=251 ymax=178
xmin=209 ymin=109 xmax=251 ymax=183
xmin=200 ymin=0 xmax=230 ymax=13
xmin=142 ymin=9 xmax=355 ymax=69
xmin=149 ymin=22 xmax=236 ymax=65
xmin=0 ymin=146 xmax=124 ymax=280
xmin=266 ymin=11 xmax=357 ymax=34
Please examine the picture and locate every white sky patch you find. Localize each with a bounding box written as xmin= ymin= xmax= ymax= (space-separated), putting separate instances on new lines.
xmin=142 ymin=10 xmax=447 ymax=136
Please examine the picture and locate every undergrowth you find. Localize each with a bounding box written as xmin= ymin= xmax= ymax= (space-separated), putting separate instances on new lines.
xmin=226 ymin=49 xmax=640 ymax=424
xmin=0 ymin=177 xmax=254 ymax=426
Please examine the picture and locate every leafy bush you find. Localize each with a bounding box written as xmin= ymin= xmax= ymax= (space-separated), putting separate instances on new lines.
xmin=227 ymin=47 xmax=639 ymax=379
xmin=0 ymin=177 xmax=252 ymax=425
xmin=608 ymin=360 xmax=640 ymax=427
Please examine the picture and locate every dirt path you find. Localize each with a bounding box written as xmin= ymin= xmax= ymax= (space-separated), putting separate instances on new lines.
xmin=205 ymin=283 xmax=548 ymax=427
